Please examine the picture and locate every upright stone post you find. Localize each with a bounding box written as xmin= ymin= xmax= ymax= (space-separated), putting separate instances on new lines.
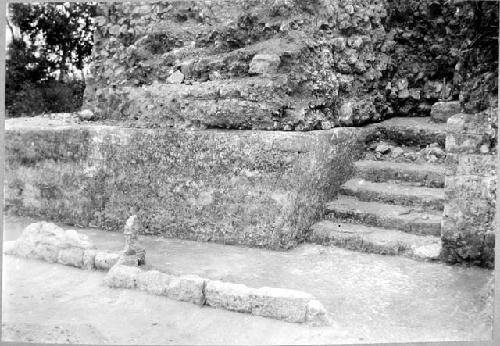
xmin=118 ymin=215 xmax=146 ymax=266
xmin=442 ymin=109 xmax=496 ymax=268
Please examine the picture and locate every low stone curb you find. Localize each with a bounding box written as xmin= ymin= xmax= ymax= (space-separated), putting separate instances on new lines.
xmin=5 ymin=222 xmax=331 ymax=326
xmin=4 ymin=240 xmax=120 ymax=271
xmin=104 ymin=265 xmax=330 ymax=326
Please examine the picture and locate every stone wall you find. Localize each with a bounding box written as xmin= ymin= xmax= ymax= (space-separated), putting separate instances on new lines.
xmin=381 ymin=0 xmax=498 ymax=117
xmin=83 ymin=0 xmax=390 ymax=129
xmin=442 ymin=108 xmax=497 ymax=268
xmin=83 ymin=0 xmax=498 ymax=128
xmin=5 ymin=118 xmax=366 ymax=249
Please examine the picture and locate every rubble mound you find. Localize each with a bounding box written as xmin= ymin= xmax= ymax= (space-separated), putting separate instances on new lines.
xmin=84 ymin=0 xmax=389 ymax=130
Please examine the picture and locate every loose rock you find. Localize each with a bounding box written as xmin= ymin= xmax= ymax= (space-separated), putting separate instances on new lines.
xmin=166 ymin=70 xmax=185 ymax=84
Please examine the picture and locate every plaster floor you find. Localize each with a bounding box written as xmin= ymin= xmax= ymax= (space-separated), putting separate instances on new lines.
xmin=2 ymin=215 xmax=495 ymax=344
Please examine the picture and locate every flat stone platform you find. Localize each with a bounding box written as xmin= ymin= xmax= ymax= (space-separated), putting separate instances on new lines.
xmin=2 ymin=215 xmax=493 ymax=344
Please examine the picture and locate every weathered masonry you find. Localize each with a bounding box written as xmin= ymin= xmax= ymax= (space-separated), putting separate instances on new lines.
xmin=442 ymin=109 xmax=497 ymax=268
xmin=4 ymin=1 xmax=497 ymax=268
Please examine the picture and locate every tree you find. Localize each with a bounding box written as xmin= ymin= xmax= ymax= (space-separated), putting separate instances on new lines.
xmin=6 ymin=2 xmax=96 ymax=116
xmin=9 ymin=2 xmax=96 ymax=81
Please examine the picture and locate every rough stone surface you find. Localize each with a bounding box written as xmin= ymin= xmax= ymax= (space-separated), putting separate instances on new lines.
xmin=249 ymin=287 xmax=313 ymax=323
xmin=248 ymin=54 xmax=280 ymax=75
xmin=309 ymin=220 xmax=441 ymax=260
xmin=165 ymin=275 xmax=206 ymax=305
xmin=166 ymin=70 xmax=185 ymax=84
xmin=5 ymin=221 xmax=95 ymax=266
xmin=105 ymin=265 xmax=329 ymax=324
xmin=94 ymin=251 xmax=121 ymax=271
xmin=82 ymin=1 xmax=496 ymax=127
xmin=205 ymin=280 xmax=254 ymax=313
xmin=104 ymin=264 xmax=141 ymax=288
xmin=442 ymin=112 xmax=496 ymax=268
xmin=430 ymin=101 xmax=461 ymax=123
xmin=83 ymin=1 xmax=389 ymax=128
xmin=354 ymin=160 xmax=445 ymax=188
xmin=57 ymin=247 xmax=85 ymax=268
xmin=340 ymin=178 xmax=445 ymax=211
xmin=5 ymin=119 xmax=365 ymax=249
xmin=412 ymin=243 xmax=441 ymax=260
xmin=326 ymin=196 xmax=442 ymax=236
xmin=136 ymin=269 xmax=171 ymax=295
xmin=305 ymin=300 xmax=330 ymax=326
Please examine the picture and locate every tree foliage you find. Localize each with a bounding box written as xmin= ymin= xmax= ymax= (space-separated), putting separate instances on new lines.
xmin=10 ymin=2 xmax=96 ymax=78
xmin=6 ymin=2 xmax=96 ymax=116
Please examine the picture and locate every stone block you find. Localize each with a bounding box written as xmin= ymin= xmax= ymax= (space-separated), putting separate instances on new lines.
xmin=61 ymin=229 xmax=94 ymax=249
xmin=104 ymin=264 xmax=141 ymax=288
xmin=445 ymin=175 xmax=496 ymax=204
xmin=412 ymin=243 xmax=441 ymax=260
xmin=248 ymin=54 xmax=281 ymax=75
xmin=455 ymin=155 xmax=497 ymax=177
xmin=136 ymin=270 xmax=171 ymax=295
xmin=205 ymin=280 xmax=254 ymax=313
xmin=57 ymin=247 xmax=85 ymax=267
xmin=95 ymin=251 xmax=120 ymax=270
xmin=445 ymin=132 xmax=491 ymax=154
xmin=430 ymin=101 xmax=461 ymax=123
xmin=249 ymin=287 xmax=313 ymax=323
xmin=446 ymin=113 xmax=493 ymax=135
xmin=33 ymin=243 xmax=60 ymax=263
xmin=165 ymin=274 xmax=206 ymax=305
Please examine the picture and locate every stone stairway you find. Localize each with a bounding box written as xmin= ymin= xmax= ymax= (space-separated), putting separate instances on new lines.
xmin=308 ymin=117 xmax=448 ymax=261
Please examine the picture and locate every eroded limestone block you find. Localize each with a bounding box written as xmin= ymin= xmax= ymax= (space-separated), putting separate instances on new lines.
xmin=136 ymin=270 xmax=171 ymax=295
xmin=33 ymin=243 xmax=60 ymax=263
xmin=412 ymin=243 xmax=441 ymax=260
xmin=95 ymin=251 xmax=120 ymax=270
xmin=431 ymin=101 xmax=461 ymax=123
xmin=166 ymin=70 xmax=185 ymax=84
xmin=249 ymin=287 xmax=313 ymax=323
xmin=5 ymin=222 xmax=95 ymax=266
xmin=205 ymin=280 xmax=254 ymax=313
xmin=104 ymin=264 xmax=141 ymax=289
xmin=248 ymin=54 xmax=281 ymax=75
xmin=57 ymin=247 xmax=84 ymax=267
xmin=165 ymin=274 xmax=206 ymax=305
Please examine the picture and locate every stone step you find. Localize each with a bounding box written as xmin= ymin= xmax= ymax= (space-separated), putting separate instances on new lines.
xmin=325 ymin=196 xmax=442 ymax=236
xmin=366 ymin=117 xmax=447 ymax=147
xmin=340 ymin=178 xmax=445 ymax=211
xmin=355 ymin=160 xmax=445 ymax=188
xmin=308 ymin=220 xmax=441 ymax=260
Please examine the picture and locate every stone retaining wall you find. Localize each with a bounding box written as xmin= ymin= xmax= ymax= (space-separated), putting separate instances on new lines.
xmin=5 ymin=118 xmax=366 ymax=249
xmin=442 ymin=109 xmax=497 ymax=268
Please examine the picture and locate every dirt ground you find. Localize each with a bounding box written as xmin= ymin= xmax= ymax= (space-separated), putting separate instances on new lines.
xmin=1 ymin=215 xmax=495 ymax=344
